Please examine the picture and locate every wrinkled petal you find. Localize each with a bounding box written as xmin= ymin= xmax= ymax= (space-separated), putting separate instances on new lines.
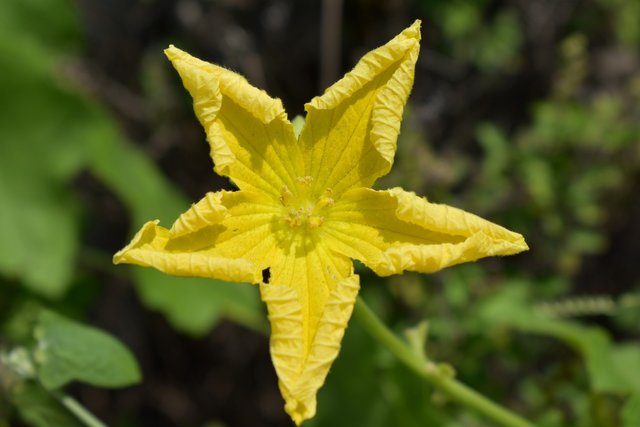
xmin=169 ymin=191 xmax=229 ymax=237
xmin=177 ymin=190 xmax=282 ymax=269
xmin=165 ymin=46 xmax=304 ymax=198
xmin=113 ymin=220 xmax=260 ymax=283
xmin=324 ymin=187 xmax=528 ymax=276
xmin=113 ymin=190 xmax=281 ymax=283
xmin=260 ymin=273 xmax=359 ymax=425
xmin=298 ymin=20 xmax=420 ymax=198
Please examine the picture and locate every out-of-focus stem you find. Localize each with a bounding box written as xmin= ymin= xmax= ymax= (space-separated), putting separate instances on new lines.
xmin=55 ymin=393 xmax=108 ymax=427
xmin=353 ymin=297 xmax=536 ymax=427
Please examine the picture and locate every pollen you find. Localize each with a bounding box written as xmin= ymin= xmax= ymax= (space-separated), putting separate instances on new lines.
xmin=295 ymin=176 xmax=314 ymax=185
xmin=280 ymin=187 xmax=333 ymax=230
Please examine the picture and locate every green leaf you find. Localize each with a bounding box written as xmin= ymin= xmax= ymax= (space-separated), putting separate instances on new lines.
xmin=623 ymin=394 xmax=640 ymax=427
xmin=477 ymin=123 xmax=510 ymax=177
xmin=0 ymin=31 xmax=82 ymax=297
xmin=0 ymin=0 xmax=93 ymax=298
xmin=10 ymin=382 xmax=82 ymax=427
xmin=134 ymin=269 xmax=265 ymax=336
xmin=33 ymin=310 xmax=141 ymax=389
xmin=0 ymin=173 xmax=79 ymax=298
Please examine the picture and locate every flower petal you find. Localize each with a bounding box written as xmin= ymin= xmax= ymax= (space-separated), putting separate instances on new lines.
xmin=169 ymin=191 xmax=229 ymax=237
xmin=165 ymin=46 xmax=303 ymax=198
xmin=113 ymin=190 xmax=283 ymax=283
xmin=325 ymin=187 xmax=528 ymax=276
xmin=113 ymin=220 xmax=260 ymax=283
xmin=260 ymin=273 xmax=359 ymax=425
xmin=299 ymin=20 xmax=420 ymax=198
xmin=258 ymin=238 xmax=355 ymax=424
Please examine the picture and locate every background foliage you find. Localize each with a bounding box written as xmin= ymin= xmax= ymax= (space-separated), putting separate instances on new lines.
xmin=1 ymin=0 xmax=639 ymax=426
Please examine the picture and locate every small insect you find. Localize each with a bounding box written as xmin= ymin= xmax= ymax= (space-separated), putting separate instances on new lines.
xmin=262 ymin=267 xmax=271 ymax=284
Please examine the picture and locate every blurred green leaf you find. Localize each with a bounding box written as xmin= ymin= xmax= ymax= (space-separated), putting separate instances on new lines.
xmin=0 ymin=0 xmax=264 ymax=334
xmin=0 ymin=0 xmax=91 ymax=298
xmin=477 ymin=123 xmax=510 ymax=178
xmin=476 ymin=11 xmax=523 ymax=70
xmin=438 ymin=3 xmax=522 ymax=71
xmin=622 ymin=394 xmax=640 ymax=427
xmin=520 ymin=158 xmax=555 ymax=208
xmin=10 ymin=381 xmax=81 ymax=427
xmin=33 ymin=310 xmax=141 ymax=389
xmin=596 ymin=0 xmax=640 ymax=47
xmin=0 ymin=173 xmax=79 ymax=298
xmin=440 ymin=1 xmax=481 ymax=39
xmin=133 ymin=269 xmax=264 ymax=335
xmin=478 ymin=281 xmax=640 ymax=395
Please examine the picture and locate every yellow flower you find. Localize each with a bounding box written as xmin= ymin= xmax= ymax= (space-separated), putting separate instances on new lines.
xmin=114 ymin=20 xmax=527 ymax=424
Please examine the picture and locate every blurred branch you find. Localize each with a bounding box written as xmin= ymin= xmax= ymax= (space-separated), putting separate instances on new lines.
xmin=320 ymin=0 xmax=343 ymax=90
xmin=54 ymin=392 xmax=107 ymax=427
xmin=354 ymin=297 xmax=536 ymax=427
xmin=536 ymin=292 xmax=640 ymax=318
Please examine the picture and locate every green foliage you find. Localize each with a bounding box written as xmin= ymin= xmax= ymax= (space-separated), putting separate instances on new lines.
xmin=1 ymin=308 xmax=138 ymax=427
xmin=9 ymin=382 xmax=82 ymax=427
xmin=33 ymin=310 xmax=141 ymax=389
xmin=436 ymin=1 xmax=523 ymax=71
xmin=596 ymin=0 xmax=640 ymax=47
xmin=472 ymin=94 xmax=639 ymax=273
xmin=0 ymin=0 xmax=264 ymax=424
xmin=623 ymin=395 xmax=640 ymax=427
xmin=477 ymin=282 xmax=640 ymax=396
xmin=0 ymin=0 xmax=84 ymax=297
xmin=0 ymin=0 xmax=263 ymax=335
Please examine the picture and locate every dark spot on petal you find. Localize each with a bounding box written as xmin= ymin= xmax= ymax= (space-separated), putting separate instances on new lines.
xmin=262 ymin=267 xmax=271 ymax=284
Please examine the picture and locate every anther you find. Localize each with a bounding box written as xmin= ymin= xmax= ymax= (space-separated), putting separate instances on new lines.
xmin=279 ymin=185 xmax=293 ymax=206
xmin=318 ymin=196 xmax=334 ymax=209
xmin=308 ymin=216 xmax=325 ymax=228
xmin=317 ymin=188 xmax=334 ymax=208
xmin=295 ymin=176 xmax=314 ymax=185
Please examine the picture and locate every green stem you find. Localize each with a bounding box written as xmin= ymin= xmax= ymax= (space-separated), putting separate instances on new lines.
xmin=55 ymin=393 xmax=107 ymax=427
xmin=353 ymin=297 xmax=536 ymax=427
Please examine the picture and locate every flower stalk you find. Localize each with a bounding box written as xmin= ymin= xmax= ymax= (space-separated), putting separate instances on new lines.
xmin=353 ymin=297 xmax=536 ymax=427
xmin=55 ymin=393 xmax=108 ymax=427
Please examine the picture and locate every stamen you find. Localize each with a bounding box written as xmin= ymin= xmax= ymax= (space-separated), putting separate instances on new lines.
xmin=281 ymin=186 xmax=332 ymax=231
xmin=279 ymin=185 xmax=293 ymax=206
xmin=317 ymin=188 xmax=334 ymax=208
xmin=308 ymin=216 xmax=325 ymax=228
xmin=295 ymin=176 xmax=314 ymax=185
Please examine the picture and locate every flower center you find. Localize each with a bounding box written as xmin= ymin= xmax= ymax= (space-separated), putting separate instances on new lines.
xmin=279 ymin=177 xmax=333 ymax=230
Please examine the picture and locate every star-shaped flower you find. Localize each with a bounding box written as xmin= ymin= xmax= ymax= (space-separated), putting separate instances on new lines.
xmin=114 ymin=20 xmax=527 ymax=424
